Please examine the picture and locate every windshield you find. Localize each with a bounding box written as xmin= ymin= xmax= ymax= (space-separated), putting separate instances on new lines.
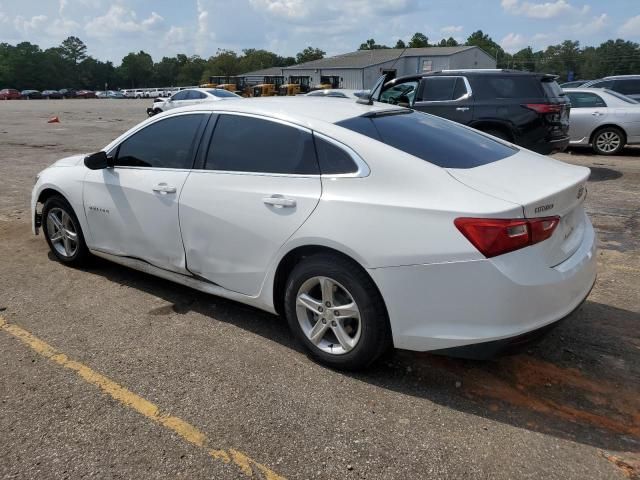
xmin=605 ymin=89 xmax=639 ymax=104
xmin=207 ymin=89 xmax=239 ymax=98
xmin=336 ymin=110 xmax=517 ymax=169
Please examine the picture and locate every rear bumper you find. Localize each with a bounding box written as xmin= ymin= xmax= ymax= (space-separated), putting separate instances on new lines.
xmin=428 ymin=277 xmax=594 ymax=359
xmin=370 ymin=215 xmax=597 ymax=353
xmin=528 ymin=135 xmax=570 ymax=155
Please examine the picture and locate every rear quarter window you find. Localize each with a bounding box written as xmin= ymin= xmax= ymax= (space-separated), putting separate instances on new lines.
xmin=472 ymin=75 xmax=543 ymax=99
xmin=336 ymin=111 xmax=517 ymax=169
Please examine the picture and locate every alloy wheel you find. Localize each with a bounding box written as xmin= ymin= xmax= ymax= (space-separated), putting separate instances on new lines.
xmin=295 ymin=276 xmax=362 ymax=355
xmin=595 ymin=131 xmax=621 ymax=153
xmin=46 ymin=207 xmax=78 ymax=258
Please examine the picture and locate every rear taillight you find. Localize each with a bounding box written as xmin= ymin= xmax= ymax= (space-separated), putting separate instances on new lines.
xmin=522 ymin=103 xmax=562 ymax=114
xmin=454 ymin=216 xmax=560 ymax=258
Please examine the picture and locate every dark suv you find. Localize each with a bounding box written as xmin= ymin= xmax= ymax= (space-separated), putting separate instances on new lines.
xmin=582 ymin=75 xmax=640 ymax=101
xmin=376 ymin=70 xmax=570 ymax=154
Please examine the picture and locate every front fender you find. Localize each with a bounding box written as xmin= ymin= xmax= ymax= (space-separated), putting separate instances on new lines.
xmin=31 ymin=166 xmax=90 ymax=243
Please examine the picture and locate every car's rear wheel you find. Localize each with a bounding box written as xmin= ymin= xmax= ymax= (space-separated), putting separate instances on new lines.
xmin=42 ymin=195 xmax=89 ymax=266
xmin=284 ymin=254 xmax=391 ymax=370
xmin=592 ymin=127 xmax=625 ymax=155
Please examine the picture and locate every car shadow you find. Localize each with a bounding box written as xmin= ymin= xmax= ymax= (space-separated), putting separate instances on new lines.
xmin=73 ymin=254 xmax=640 ymax=453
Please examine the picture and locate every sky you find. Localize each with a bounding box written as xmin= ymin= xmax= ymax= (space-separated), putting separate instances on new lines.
xmin=0 ymin=0 xmax=639 ymax=63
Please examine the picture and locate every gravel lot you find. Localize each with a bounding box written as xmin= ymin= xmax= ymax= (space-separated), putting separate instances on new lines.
xmin=0 ymin=99 xmax=638 ymax=479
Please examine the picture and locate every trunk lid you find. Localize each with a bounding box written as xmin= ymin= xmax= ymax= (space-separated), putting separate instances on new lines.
xmin=448 ymin=150 xmax=590 ymax=266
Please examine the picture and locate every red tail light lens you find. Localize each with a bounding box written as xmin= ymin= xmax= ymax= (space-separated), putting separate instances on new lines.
xmin=454 ymin=216 xmax=560 ymax=258
xmin=522 ymin=103 xmax=562 ymax=114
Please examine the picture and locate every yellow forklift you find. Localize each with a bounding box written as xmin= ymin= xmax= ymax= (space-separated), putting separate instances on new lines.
xmin=278 ymin=83 xmax=301 ymax=96
xmin=252 ymin=76 xmax=284 ymax=97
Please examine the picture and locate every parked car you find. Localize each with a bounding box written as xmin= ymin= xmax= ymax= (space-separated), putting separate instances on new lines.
xmin=21 ymin=90 xmax=43 ymax=99
xmin=106 ymin=90 xmax=126 ymax=99
xmin=375 ymin=69 xmax=571 ymax=155
xmin=32 ymin=97 xmax=596 ymax=370
xmin=59 ymin=88 xmax=76 ymax=99
xmin=95 ymin=91 xmax=107 ymax=99
xmin=563 ymin=88 xmax=640 ymax=155
xmin=0 ymin=88 xmax=22 ymax=100
xmin=560 ymin=80 xmax=591 ymax=88
xmin=42 ymin=90 xmax=63 ymax=99
xmin=306 ymin=89 xmax=366 ymax=99
xmin=583 ymin=75 xmax=640 ymax=101
xmin=147 ymin=88 xmax=241 ymax=116
xmin=75 ymin=90 xmax=97 ymax=99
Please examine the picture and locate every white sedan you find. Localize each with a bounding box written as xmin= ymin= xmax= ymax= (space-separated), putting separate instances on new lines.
xmin=32 ymin=97 xmax=596 ymax=369
xmin=147 ymin=87 xmax=241 ymax=116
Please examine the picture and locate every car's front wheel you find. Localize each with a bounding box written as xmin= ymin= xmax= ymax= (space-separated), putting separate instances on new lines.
xmin=42 ymin=195 xmax=90 ymax=266
xmin=284 ymin=254 xmax=391 ymax=370
xmin=592 ymin=127 xmax=625 ymax=155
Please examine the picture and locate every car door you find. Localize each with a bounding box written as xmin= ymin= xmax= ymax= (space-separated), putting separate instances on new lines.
xmin=565 ymin=91 xmax=608 ymax=142
xmin=179 ymin=112 xmax=322 ymax=296
xmin=168 ymin=90 xmax=190 ymax=109
xmin=412 ymin=76 xmax=474 ymax=124
xmin=83 ymin=112 xmax=209 ymax=274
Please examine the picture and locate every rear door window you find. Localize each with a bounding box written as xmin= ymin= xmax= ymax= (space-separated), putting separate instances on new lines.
xmin=337 ymin=111 xmax=517 ymax=169
xmin=205 ymin=114 xmax=319 ymax=174
xmin=566 ymin=92 xmax=607 ymax=108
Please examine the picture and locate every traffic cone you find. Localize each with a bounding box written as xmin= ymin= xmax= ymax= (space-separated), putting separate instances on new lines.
xmin=47 ymin=116 xmax=60 ymax=123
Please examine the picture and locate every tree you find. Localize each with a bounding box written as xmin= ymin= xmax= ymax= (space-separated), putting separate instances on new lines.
xmin=438 ymin=37 xmax=459 ymax=47
xmin=59 ymin=36 xmax=87 ymax=65
xmin=358 ymin=39 xmax=389 ymax=50
xmin=408 ymin=33 xmax=429 ymax=48
xmin=465 ymin=30 xmax=509 ymax=66
xmin=394 ymin=39 xmax=406 ymax=49
xmin=119 ymin=51 xmax=154 ymax=88
xmin=296 ymin=47 xmax=325 ymax=64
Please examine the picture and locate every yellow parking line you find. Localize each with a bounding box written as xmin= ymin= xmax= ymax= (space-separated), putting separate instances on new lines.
xmin=0 ymin=316 xmax=285 ymax=480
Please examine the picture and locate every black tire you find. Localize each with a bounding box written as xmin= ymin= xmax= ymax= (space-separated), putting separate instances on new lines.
xmin=284 ymin=253 xmax=391 ymax=370
xmin=483 ymin=128 xmax=511 ymax=142
xmin=592 ymin=127 xmax=625 ymax=155
xmin=154 ymin=108 xmax=162 ymax=115
xmin=42 ymin=195 xmax=90 ymax=266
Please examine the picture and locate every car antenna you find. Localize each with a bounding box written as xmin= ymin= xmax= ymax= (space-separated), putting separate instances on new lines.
xmin=357 ymin=46 xmax=408 ymax=105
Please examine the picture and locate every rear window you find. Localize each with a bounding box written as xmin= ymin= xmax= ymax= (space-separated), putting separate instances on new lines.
xmin=336 ymin=111 xmax=517 ymax=169
xmin=472 ymin=75 xmax=542 ymax=99
xmin=541 ymin=79 xmax=564 ymax=99
xmin=605 ymin=90 xmax=639 ymax=104
xmin=207 ymin=89 xmax=238 ymax=98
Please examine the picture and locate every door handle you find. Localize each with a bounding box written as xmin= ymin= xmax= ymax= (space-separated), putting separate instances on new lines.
xmin=263 ymin=195 xmax=296 ymax=208
xmin=152 ymin=183 xmax=177 ymax=194
xmin=591 ymin=111 xmax=603 ymax=116
xmin=456 ymin=107 xmax=470 ymax=112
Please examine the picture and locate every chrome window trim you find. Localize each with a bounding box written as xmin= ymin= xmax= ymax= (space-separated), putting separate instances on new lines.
xmin=414 ymin=76 xmax=473 ymax=104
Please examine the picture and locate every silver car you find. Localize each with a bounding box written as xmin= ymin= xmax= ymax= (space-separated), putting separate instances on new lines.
xmin=564 ymin=88 xmax=640 ymax=155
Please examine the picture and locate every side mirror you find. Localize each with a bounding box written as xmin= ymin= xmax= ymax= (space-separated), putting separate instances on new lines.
xmin=84 ymin=151 xmax=111 ymax=170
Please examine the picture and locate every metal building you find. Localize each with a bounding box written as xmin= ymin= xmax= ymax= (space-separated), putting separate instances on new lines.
xmin=279 ymin=46 xmax=496 ymax=90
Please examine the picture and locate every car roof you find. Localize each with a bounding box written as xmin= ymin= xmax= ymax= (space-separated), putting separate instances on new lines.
xmin=388 ymin=69 xmax=555 ymax=85
xmin=164 ymin=96 xmax=406 ymax=125
xmin=601 ymin=75 xmax=640 ymax=80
